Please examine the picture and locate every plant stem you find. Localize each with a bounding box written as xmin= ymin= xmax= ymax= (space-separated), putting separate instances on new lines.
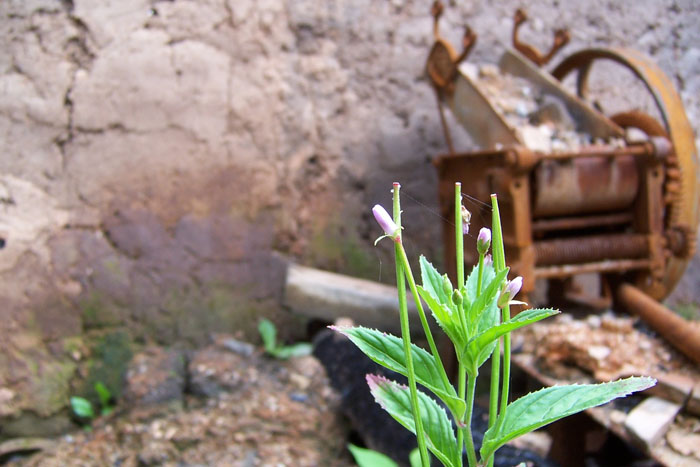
xmin=477 ymin=253 xmax=485 ymax=296
xmin=457 ymin=365 xmax=466 ymax=461
xmin=455 ymin=183 xmax=467 ymax=458
xmin=487 ymin=340 xmax=500 ymax=467
xmin=464 ymin=370 xmax=479 ymax=467
xmin=455 ymin=183 xmax=465 ymax=301
xmin=491 ymin=196 xmax=512 ymax=426
xmin=486 ymin=194 xmax=506 ymax=467
xmin=392 ymin=183 xmax=430 ymax=467
xmin=397 ymin=244 xmax=452 ymax=393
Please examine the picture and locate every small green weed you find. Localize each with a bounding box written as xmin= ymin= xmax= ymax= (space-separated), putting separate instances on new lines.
xmin=258 ymin=318 xmax=312 ymax=359
xmin=70 ymin=381 xmax=115 ymax=423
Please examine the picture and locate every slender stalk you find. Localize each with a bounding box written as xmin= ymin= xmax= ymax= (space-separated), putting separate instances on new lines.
xmin=455 ymin=183 xmax=467 ymax=458
xmin=396 ymin=245 xmax=452 ymax=393
xmin=463 ymin=370 xmax=479 ymax=467
xmin=392 ymin=183 xmax=430 ymax=467
xmin=486 ymin=195 xmax=505 ymax=467
xmin=487 ymin=340 xmax=500 ymax=467
xmin=455 ymin=183 xmax=465 ymax=303
xmin=477 ymin=253 xmax=485 ymax=296
xmin=457 ymin=364 xmax=466 ymax=462
xmin=491 ymin=196 xmax=512 ymax=424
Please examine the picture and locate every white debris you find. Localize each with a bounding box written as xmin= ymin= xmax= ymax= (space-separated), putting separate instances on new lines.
xmin=468 ymin=64 xmax=625 ymax=152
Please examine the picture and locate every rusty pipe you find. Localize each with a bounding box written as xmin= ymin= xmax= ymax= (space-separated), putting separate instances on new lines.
xmin=616 ymin=283 xmax=700 ymax=365
xmin=534 ymin=233 xmax=649 ymax=266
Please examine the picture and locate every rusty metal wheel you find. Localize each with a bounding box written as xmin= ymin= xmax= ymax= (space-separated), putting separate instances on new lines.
xmin=551 ymin=48 xmax=699 ymax=299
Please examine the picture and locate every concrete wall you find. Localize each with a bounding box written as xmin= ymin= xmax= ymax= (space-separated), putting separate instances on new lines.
xmin=1 ymin=0 xmax=698 ymax=433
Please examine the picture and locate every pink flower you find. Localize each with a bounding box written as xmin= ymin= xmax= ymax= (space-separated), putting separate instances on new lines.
xmin=498 ymin=276 xmax=523 ymax=308
xmin=477 ymin=227 xmax=491 ymax=255
xmin=372 ymin=204 xmax=400 ymax=240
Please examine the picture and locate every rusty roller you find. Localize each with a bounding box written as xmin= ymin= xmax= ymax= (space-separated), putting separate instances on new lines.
xmin=426 ymin=3 xmax=700 ymax=363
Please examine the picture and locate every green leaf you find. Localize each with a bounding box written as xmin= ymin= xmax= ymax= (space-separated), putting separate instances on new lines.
xmin=409 ymin=448 xmax=421 ymax=467
xmin=466 ymin=308 xmax=559 ymax=367
xmin=368 ymin=375 xmax=461 ymax=467
xmin=94 ymin=381 xmax=112 ymax=408
xmin=258 ymin=318 xmax=277 ymax=353
xmin=419 ymin=256 xmax=454 ymax=310
xmin=270 ymin=342 xmax=313 ymax=359
xmin=481 ymin=376 xmax=656 ymax=461
xmin=417 ymin=285 xmax=462 ymax=345
xmin=465 ymin=268 xmax=509 ymax=335
xmin=335 ymin=326 xmax=465 ymax=419
xmin=348 ymin=444 xmax=398 ymax=467
xmin=70 ymin=396 xmax=95 ymax=419
xmin=465 ymin=262 xmax=496 ymax=302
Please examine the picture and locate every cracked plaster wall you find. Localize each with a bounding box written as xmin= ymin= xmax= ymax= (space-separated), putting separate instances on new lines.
xmin=0 ymin=0 xmax=699 ymax=430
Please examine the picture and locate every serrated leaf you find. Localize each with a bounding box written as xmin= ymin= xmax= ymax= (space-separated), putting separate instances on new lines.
xmin=258 ymin=318 xmax=277 ymax=353
xmin=347 ymin=443 xmax=398 ymax=467
xmin=465 ymin=262 xmax=496 ymax=302
xmin=70 ymin=396 xmax=95 ymax=419
xmin=335 ymin=326 xmax=465 ymax=419
xmin=467 ymin=308 xmax=559 ymax=365
xmin=481 ymin=376 xmax=656 ymax=461
xmin=419 ymin=256 xmax=454 ymax=310
xmin=417 ymin=285 xmax=462 ymax=345
xmin=465 ymin=268 xmax=509 ymax=336
xmin=368 ymin=375 xmax=461 ymax=467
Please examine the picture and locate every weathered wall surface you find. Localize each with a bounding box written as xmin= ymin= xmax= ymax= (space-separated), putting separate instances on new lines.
xmin=1 ymin=0 xmax=699 ymax=434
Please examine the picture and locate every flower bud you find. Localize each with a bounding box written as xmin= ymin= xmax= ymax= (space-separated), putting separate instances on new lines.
xmin=442 ymin=275 xmax=452 ymax=296
xmin=484 ymin=254 xmax=493 ymax=267
xmin=498 ymin=276 xmax=523 ymax=308
xmin=372 ymin=204 xmax=400 ymax=240
xmin=451 ymin=289 xmax=463 ymax=306
xmin=477 ymin=227 xmax=491 ymax=255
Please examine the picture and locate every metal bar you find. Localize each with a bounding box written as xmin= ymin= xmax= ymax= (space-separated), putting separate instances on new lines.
xmin=534 ymin=233 xmax=648 ymax=266
xmin=616 ymin=283 xmax=700 ymax=365
xmin=534 ymin=141 xmax=653 ymax=161
xmin=534 ymin=259 xmax=651 ymax=278
xmin=532 ymin=212 xmax=633 ymax=233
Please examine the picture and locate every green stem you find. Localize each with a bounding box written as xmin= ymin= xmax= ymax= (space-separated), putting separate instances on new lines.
xmin=491 ymin=196 xmax=511 ymax=426
xmin=397 ymin=245 xmax=452 ymax=393
xmin=477 ymin=253 xmax=485 ymax=296
xmin=393 ymin=183 xmax=430 ymax=467
xmin=487 ymin=339 xmax=500 ymax=467
xmin=455 ymin=183 xmax=467 ymax=458
xmin=457 ymin=365 xmax=466 ymax=460
xmin=464 ymin=370 xmax=479 ymax=467
xmin=455 ymin=183 xmax=465 ymax=295
xmin=487 ymin=194 xmax=507 ymax=467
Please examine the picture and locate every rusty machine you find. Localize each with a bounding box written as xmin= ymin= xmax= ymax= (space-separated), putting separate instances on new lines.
xmin=426 ymin=3 xmax=700 ymax=364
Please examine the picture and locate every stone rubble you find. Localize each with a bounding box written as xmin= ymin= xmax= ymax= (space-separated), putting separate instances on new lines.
xmin=462 ymin=62 xmax=626 ymax=153
xmin=7 ymin=335 xmax=351 ymax=467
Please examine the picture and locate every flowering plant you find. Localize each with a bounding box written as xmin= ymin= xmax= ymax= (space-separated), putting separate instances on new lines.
xmin=333 ymin=182 xmax=655 ymax=467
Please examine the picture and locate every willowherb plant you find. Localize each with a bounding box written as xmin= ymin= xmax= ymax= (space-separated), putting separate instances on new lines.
xmin=332 ymin=182 xmax=655 ymax=467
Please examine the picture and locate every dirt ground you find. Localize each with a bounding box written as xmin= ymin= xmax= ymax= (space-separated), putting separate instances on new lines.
xmin=3 ymin=339 xmax=353 ymax=467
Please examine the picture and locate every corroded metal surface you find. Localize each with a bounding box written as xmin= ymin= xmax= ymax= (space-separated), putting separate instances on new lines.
xmin=532 ymin=155 xmax=639 ymax=218
xmin=512 ymin=8 xmax=570 ymax=67
xmin=534 ymin=234 xmax=649 ymax=266
xmin=427 ymin=6 xmax=698 ymax=303
xmin=617 ymin=283 xmax=700 ymax=365
xmin=552 ymin=48 xmax=700 ymax=298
